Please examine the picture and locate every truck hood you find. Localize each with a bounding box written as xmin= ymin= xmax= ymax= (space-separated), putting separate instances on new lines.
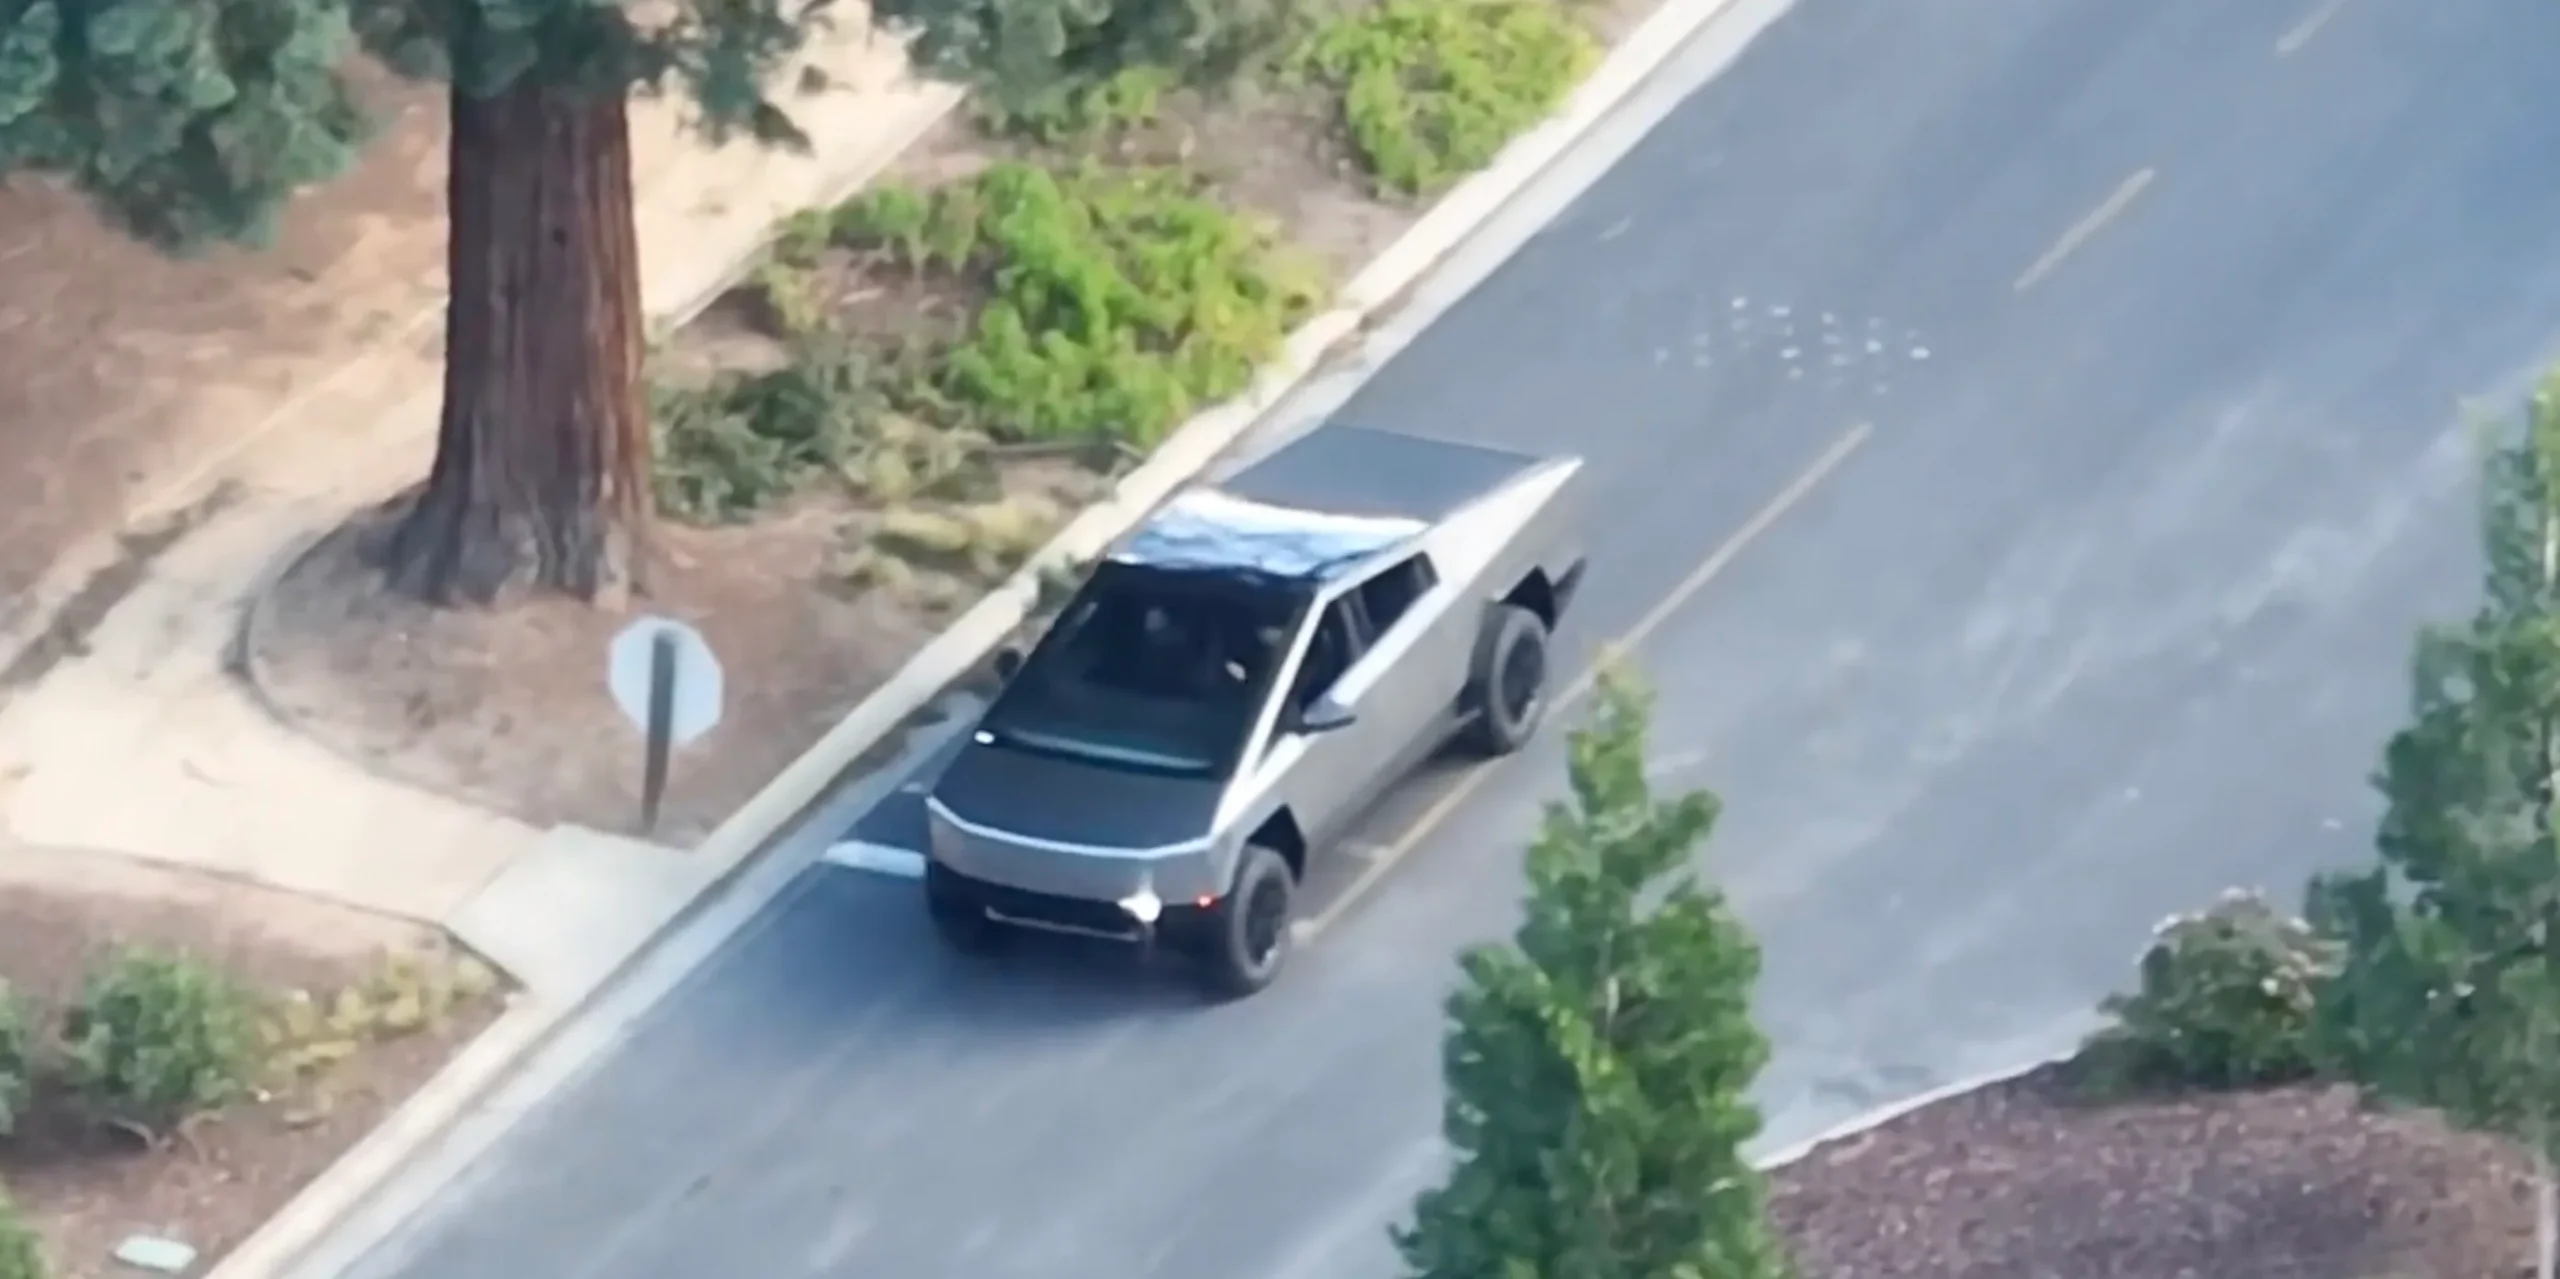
xmin=929 ymin=737 xmax=1224 ymax=852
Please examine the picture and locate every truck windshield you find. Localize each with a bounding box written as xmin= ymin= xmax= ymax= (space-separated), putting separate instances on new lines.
xmin=977 ymin=562 xmax=1307 ymax=778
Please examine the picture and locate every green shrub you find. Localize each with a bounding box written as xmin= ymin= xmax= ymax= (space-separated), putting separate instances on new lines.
xmin=1296 ymin=0 xmax=1596 ymax=197
xmin=0 ymin=1190 xmax=41 ymax=1279
xmin=2074 ymin=888 xmax=2340 ymax=1097
xmin=834 ymin=162 xmax=1324 ymax=449
xmin=880 ymin=0 xmax=1304 ymax=119
xmin=971 ymin=65 xmax=1177 ymax=144
xmin=652 ymin=335 xmax=885 ymax=524
xmin=60 ymin=949 xmax=260 ymax=1137
xmin=0 ymin=980 xmax=30 ymax=1139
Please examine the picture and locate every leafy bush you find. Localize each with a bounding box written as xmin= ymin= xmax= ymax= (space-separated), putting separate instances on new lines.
xmin=0 ymin=1190 xmax=41 ymax=1279
xmin=880 ymin=0 xmax=1305 ymax=118
xmin=972 ymin=65 xmax=1177 ymax=144
xmin=60 ymin=949 xmax=261 ymax=1137
xmin=0 ymin=981 xmax=29 ymax=1139
xmin=832 ymin=162 xmax=1324 ymax=449
xmin=1296 ymin=0 xmax=1596 ymax=196
xmin=2074 ymin=888 xmax=2341 ymax=1097
xmin=652 ymin=336 xmax=886 ymax=524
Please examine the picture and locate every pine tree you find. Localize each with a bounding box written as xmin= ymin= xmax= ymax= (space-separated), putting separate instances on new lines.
xmin=2308 ymin=375 xmax=2560 ymax=1279
xmin=1395 ymin=669 xmax=1788 ymax=1279
xmin=0 ymin=1 xmax=374 ymax=253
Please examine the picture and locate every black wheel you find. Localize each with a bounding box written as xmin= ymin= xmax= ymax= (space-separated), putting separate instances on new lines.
xmin=1194 ymin=844 xmax=1296 ymax=999
xmin=924 ymin=861 xmax=1008 ymax=954
xmin=1460 ymin=603 xmax=1550 ymax=757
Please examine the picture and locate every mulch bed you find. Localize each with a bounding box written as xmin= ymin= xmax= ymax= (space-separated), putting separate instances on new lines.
xmin=0 ymin=854 xmax=504 ymax=1279
xmin=1769 ymin=1064 xmax=2540 ymax=1279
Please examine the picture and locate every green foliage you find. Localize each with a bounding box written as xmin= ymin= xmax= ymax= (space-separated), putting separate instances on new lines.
xmin=971 ymin=64 xmax=1175 ymax=144
xmin=876 ymin=0 xmax=1305 ymax=117
xmin=0 ymin=1190 xmax=42 ymax=1279
xmin=351 ymin=0 xmax=828 ymax=146
xmin=0 ymin=980 xmax=27 ymax=1139
xmin=1395 ymin=670 xmax=1788 ymax=1279
xmin=651 ymin=334 xmax=885 ymax=523
xmin=830 ymin=162 xmax=1323 ymax=449
xmin=2309 ymin=374 xmax=2560 ymax=1171
xmin=1296 ymin=0 xmax=1594 ymax=197
xmin=0 ymin=0 xmax=375 ymax=252
xmin=2074 ymin=888 xmax=2339 ymax=1097
xmin=59 ymin=948 xmax=261 ymax=1137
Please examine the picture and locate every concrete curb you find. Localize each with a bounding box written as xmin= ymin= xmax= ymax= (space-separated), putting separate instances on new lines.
xmin=1752 ymin=1052 xmax=2077 ymax=1171
xmin=203 ymin=0 xmax=1749 ymax=1272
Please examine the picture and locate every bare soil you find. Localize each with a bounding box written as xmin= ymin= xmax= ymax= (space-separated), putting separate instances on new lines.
xmin=0 ymin=74 xmax=449 ymax=676
xmin=1768 ymin=1065 xmax=2537 ymax=1279
xmin=0 ymin=844 xmax=504 ymax=1279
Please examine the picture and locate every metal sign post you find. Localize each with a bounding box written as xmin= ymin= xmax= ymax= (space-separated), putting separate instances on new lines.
xmin=608 ymin=616 xmax=725 ymax=836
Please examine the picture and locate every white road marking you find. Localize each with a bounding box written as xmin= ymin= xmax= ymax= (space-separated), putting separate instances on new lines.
xmin=820 ymin=841 xmax=925 ymax=879
xmin=2275 ymin=0 xmax=2348 ymax=56
xmin=2013 ymin=168 xmax=2156 ymax=293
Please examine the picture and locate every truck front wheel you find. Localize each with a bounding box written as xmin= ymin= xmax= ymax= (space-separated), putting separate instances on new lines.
xmin=1193 ymin=844 xmax=1296 ymax=999
xmin=1461 ymin=603 xmax=1551 ymax=757
xmin=924 ymin=861 xmax=1008 ymax=954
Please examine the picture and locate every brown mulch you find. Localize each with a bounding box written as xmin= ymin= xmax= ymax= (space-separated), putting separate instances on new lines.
xmin=1769 ymin=1064 xmax=2539 ymax=1279
xmin=245 ymin=496 xmax=951 ymax=844
xmin=0 ymin=72 xmax=449 ymax=673
xmin=0 ymin=845 xmax=504 ymax=1279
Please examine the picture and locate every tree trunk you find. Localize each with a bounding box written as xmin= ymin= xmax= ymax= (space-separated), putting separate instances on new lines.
xmin=2537 ymin=1151 xmax=2556 ymax=1279
xmin=376 ymin=77 xmax=652 ymax=605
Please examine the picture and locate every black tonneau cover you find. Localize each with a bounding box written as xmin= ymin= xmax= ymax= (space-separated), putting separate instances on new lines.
xmin=1219 ymin=424 xmax=1549 ymax=526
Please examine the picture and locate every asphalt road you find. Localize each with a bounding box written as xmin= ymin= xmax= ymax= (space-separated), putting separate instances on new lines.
xmin=342 ymin=0 xmax=2560 ymax=1275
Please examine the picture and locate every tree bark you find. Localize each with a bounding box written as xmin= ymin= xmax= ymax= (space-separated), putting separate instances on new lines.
xmin=376 ymin=76 xmax=652 ymax=605
xmin=2538 ymin=1151 xmax=2557 ymax=1279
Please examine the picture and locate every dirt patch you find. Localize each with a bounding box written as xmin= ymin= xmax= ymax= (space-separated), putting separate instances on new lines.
xmin=1768 ymin=1064 xmax=2537 ymax=1279
xmin=245 ymin=447 xmax=1103 ymax=843
xmin=0 ymin=73 xmax=449 ymax=659
xmin=0 ymin=844 xmax=504 ymax=1279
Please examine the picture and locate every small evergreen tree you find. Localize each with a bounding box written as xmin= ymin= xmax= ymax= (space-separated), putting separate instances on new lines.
xmin=2309 ymin=376 xmax=2560 ymax=1279
xmin=1395 ymin=669 xmax=1787 ymax=1279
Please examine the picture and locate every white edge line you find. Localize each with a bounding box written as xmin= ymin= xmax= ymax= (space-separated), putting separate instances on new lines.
xmin=820 ymin=841 xmax=927 ymax=879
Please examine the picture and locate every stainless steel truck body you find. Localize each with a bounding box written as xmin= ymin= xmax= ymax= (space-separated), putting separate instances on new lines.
xmin=922 ymin=423 xmax=1587 ymax=996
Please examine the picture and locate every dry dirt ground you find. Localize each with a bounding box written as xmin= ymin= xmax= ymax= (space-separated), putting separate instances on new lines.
xmin=1769 ymin=1064 xmax=2537 ymax=1279
xmin=0 ymin=75 xmax=448 ymax=694
xmin=0 ymin=844 xmax=503 ymax=1279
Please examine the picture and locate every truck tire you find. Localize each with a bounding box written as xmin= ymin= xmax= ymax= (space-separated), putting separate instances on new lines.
xmin=1460 ymin=603 xmax=1550 ymax=758
xmin=924 ymin=861 xmax=1008 ymax=954
xmin=1195 ymin=844 xmax=1296 ymax=999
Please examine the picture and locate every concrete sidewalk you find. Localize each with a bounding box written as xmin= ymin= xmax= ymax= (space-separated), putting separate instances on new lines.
xmin=0 ymin=12 xmax=960 ymax=997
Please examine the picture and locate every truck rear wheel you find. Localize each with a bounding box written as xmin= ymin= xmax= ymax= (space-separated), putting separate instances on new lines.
xmin=1194 ymin=844 xmax=1296 ymax=999
xmin=924 ymin=861 xmax=1008 ymax=954
xmin=1461 ymin=603 xmax=1550 ymax=757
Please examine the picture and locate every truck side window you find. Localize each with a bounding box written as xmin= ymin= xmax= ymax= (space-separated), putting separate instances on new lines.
xmin=1287 ymin=600 xmax=1363 ymax=711
xmin=1354 ymin=554 xmax=1437 ymax=634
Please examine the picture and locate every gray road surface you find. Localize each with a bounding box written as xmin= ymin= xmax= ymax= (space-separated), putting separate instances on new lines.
xmin=344 ymin=0 xmax=2560 ymax=1275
